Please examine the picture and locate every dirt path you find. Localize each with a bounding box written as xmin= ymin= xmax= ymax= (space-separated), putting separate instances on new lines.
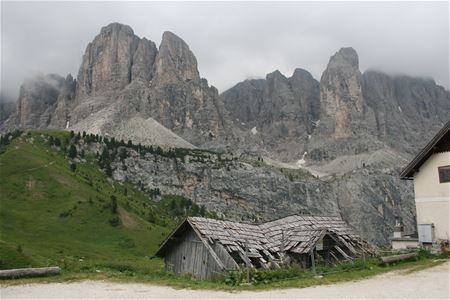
xmin=1 ymin=262 xmax=449 ymax=299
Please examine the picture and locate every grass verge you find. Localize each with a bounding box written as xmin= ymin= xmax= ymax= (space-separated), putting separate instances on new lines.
xmin=1 ymin=256 xmax=448 ymax=291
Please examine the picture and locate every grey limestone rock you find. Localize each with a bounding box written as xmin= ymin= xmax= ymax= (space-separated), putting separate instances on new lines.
xmin=76 ymin=23 xmax=141 ymax=97
xmin=153 ymin=31 xmax=200 ymax=84
xmin=221 ymin=68 xmax=320 ymax=161
xmin=14 ymin=74 xmax=67 ymax=129
xmin=318 ymin=47 xmax=366 ymax=139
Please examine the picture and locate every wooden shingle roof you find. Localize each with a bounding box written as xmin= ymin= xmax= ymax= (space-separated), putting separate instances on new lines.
xmin=185 ymin=215 xmax=367 ymax=255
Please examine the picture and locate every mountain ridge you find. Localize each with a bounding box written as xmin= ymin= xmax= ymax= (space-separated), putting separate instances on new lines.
xmin=1 ymin=22 xmax=449 ymax=246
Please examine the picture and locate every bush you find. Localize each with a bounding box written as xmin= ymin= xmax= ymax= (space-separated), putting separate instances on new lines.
xmin=225 ymin=267 xmax=308 ymax=286
xmin=118 ymin=237 xmax=136 ymax=249
xmin=109 ymin=217 xmax=120 ymax=227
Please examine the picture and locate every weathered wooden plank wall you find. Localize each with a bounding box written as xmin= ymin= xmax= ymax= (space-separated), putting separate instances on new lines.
xmin=165 ymin=227 xmax=225 ymax=280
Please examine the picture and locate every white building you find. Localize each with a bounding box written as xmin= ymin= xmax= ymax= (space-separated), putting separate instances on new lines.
xmin=400 ymin=121 xmax=450 ymax=246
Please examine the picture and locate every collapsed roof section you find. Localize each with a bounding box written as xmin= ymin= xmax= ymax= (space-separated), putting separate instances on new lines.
xmin=155 ymin=215 xmax=375 ymax=269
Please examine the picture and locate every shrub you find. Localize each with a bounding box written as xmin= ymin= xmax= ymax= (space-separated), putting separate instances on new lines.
xmin=109 ymin=217 xmax=120 ymax=227
xmin=118 ymin=237 xmax=136 ymax=249
xmin=225 ymin=267 xmax=308 ymax=286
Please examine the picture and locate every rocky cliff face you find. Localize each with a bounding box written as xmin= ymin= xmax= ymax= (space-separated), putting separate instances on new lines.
xmin=0 ymin=99 xmax=16 ymax=125
xmin=7 ymin=23 xmax=228 ymax=148
xmin=318 ymin=47 xmax=365 ymax=138
xmin=362 ymin=71 xmax=450 ymax=155
xmin=221 ymin=68 xmax=319 ymax=161
xmin=153 ymin=31 xmax=200 ymax=84
xmin=9 ymin=74 xmax=75 ymax=129
xmin=222 ymin=47 xmax=450 ymax=166
xmin=72 ymin=139 xmax=415 ymax=245
xmin=76 ymin=23 xmax=145 ymax=97
xmin=72 ymin=23 xmax=228 ymax=147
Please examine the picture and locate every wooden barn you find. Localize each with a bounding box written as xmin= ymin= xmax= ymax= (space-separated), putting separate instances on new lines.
xmin=154 ymin=215 xmax=374 ymax=279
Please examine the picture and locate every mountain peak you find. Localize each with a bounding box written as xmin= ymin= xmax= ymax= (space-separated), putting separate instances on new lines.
xmin=154 ymin=31 xmax=200 ymax=83
xmin=319 ymin=47 xmax=363 ymax=138
xmin=76 ymin=23 xmax=142 ymax=97
xmin=161 ymin=31 xmax=183 ymax=42
xmin=328 ymin=47 xmax=359 ymax=70
xmin=292 ymin=68 xmax=314 ymax=80
xmin=100 ymin=22 xmax=134 ymax=36
xmin=266 ymin=70 xmax=287 ymax=81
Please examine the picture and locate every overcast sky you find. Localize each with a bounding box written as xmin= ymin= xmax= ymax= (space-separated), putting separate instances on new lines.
xmin=1 ymin=1 xmax=449 ymax=100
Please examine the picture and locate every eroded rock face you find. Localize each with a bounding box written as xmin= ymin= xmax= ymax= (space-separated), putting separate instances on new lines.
xmin=85 ymin=141 xmax=414 ymax=246
xmin=221 ymin=68 xmax=320 ymax=161
xmin=131 ymin=38 xmax=158 ymax=82
xmin=0 ymin=99 xmax=16 ymax=125
xmin=319 ymin=47 xmax=364 ymax=139
xmin=76 ymin=23 xmax=143 ymax=97
xmin=362 ymin=70 xmax=450 ymax=155
xmin=50 ymin=74 xmax=77 ymax=128
xmin=63 ymin=23 xmax=229 ymax=147
xmin=153 ymin=31 xmax=200 ymax=84
xmin=15 ymin=74 xmax=67 ymax=128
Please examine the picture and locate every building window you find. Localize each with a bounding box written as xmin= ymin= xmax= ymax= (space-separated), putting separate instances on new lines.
xmin=438 ymin=165 xmax=450 ymax=183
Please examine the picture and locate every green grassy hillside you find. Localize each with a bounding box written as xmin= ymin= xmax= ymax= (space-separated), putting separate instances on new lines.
xmin=0 ymin=130 xmax=183 ymax=274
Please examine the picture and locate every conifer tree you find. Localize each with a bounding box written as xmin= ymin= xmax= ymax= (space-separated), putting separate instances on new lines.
xmin=68 ymin=144 xmax=77 ymax=159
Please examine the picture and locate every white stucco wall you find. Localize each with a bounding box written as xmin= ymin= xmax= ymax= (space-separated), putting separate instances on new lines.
xmin=413 ymin=151 xmax=450 ymax=242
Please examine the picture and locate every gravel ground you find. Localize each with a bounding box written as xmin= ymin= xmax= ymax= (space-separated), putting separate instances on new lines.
xmin=1 ymin=262 xmax=449 ymax=299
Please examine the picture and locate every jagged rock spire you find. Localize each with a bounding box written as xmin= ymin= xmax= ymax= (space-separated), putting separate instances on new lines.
xmin=319 ymin=47 xmax=364 ymax=138
xmin=76 ymin=23 xmax=157 ymax=97
xmin=153 ymin=31 xmax=200 ymax=84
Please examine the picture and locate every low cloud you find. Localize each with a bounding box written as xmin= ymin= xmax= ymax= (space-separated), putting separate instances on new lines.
xmin=1 ymin=1 xmax=448 ymax=100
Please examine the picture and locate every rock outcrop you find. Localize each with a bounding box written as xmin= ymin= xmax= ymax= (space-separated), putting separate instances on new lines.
xmin=222 ymin=47 xmax=449 ymax=167
xmin=75 ymin=139 xmax=414 ymax=246
xmin=221 ymin=68 xmax=319 ymax=161
xmin=319 ymin=47 xmax=365 ymax=138
xmin=0 ymin=99 xmax=16 ymax=126
xmin=72 ymin=24 xmax=229 ymax=147
xmin=362 ymin=71 xmax=450 ymax=155
xmin=15 ymin=74 xmax=74 ymax=129
xmin=76 ymin=23 xmax=143 ymax=97
xmin=6 ymin=22 xmax=229 ymax=149
xmin=153 ymin=31 xmax=200 ymax=84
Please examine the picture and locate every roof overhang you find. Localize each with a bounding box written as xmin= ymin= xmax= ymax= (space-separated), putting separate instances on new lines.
xmin=400 ymin=120 xmax=450 ymax=180
xmin=153 ymin=218 xmax=191 ymax=257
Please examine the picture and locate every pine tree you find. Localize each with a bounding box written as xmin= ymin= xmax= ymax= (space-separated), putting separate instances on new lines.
xmin=110 ymin=195 xmax=118 ymax=214
xmin=48 ymin=135 xmax=54 ymax=145
xmin=68 ymin=144 xmax=77 ymax=159
xmin=119 ymin=148 xmax=127 ymax=162
xmin=105 ymin=163 xmax=113 ymax=177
